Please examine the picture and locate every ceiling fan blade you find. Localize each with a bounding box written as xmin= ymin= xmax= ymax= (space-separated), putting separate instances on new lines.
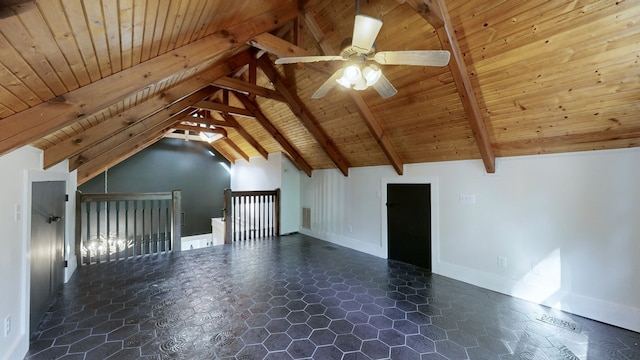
xmin=311 ymin=69 xmax=344 ymax=99
xmin=352 ymin=14 xmax=383 ymax=54
xmin=373 ymin=50 xmax=451 ymax=66
xmin=275 ymin=55 xmax=344 ymax=64
xmin=372 ymin=73 xmax=397 ymax=99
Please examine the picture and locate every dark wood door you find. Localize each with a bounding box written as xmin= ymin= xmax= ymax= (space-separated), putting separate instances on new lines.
xmin=30 ymin=181 xmax=66 ymax=334
xmin=387 ymin=183 xmax=431 ymax=271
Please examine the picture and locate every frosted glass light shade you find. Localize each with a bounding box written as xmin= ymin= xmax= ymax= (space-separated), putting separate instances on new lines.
xmin=343 ymin=65 xmax=362 ymax=84
xmin=336 ymin=77 xmax=351 ymax=88
xmin=363 ymin=65 xmax=382 ymax=86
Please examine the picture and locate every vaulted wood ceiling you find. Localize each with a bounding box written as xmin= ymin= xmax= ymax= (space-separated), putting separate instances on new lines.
xmin=0 ymin=0 xmax=638 ymax=184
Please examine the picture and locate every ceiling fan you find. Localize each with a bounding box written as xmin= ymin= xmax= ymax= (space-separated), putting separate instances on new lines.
xmin=275 ymin=13 xmax=451 ymax=99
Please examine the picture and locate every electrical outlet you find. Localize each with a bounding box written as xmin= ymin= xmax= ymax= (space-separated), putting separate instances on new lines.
xmin=497 ymin=256 xmax=507 ymax=268
xmin=4 ymin=316 xmax=10 ymax=337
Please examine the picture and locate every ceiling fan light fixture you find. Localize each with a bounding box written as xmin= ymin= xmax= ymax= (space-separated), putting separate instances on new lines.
xmin=353 ymin=78 xmax=368 ymax=91
xmin=343 ymin=64 xmax=362 ymax=84
xmin=363 ymin=64 xmax=382 ymax=86
xmin=336 ymin=76 xmax=351 ymax=88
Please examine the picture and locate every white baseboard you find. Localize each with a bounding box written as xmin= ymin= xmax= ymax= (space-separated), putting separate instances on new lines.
xmin=299 ymin=229 xmax=386 ymax=259
xmin=436 ymin=260 xmax=640 ymax=333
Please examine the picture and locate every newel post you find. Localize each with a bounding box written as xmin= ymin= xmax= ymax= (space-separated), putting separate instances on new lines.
xmin=171 ymin=190 xmax=182 ymax=252
xmin=224 ymin=188 xmax=233 ymax=244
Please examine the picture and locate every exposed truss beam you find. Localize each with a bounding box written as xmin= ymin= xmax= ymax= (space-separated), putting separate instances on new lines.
xmin=223 ymin=138 xmax=250 ymax=162
xmin=164 ymin=132 xmax=215 ymax=142
xmin=209 ymin=142 xmax=237 ymax=165
xmin=186 ymin=117 xmax=232 ymax=128
xmin=76 ymin=110 xmax=194 ymax=185
xmin=257 ymin=56 xmax=350 ymax=176
xmin=43 ymin=54 xmax=250 ymax=169
xmin=0 ymin=2 xmax=298 ymax=156
xmin=69 ymin=88 xmax=212 ymax=171
xmin=235 ymin=94 xmax=313 ymax=177
xmin=172 ymin=124 xmax=227 ymax=136
xmin=221 ymin=113 xmax=269 ymax=160
xmin=402 ymin=0 xmax=496 ymax=173
xmin=212 ymin=76 xmax=286 ymax=102
xmin=195 ymin=100 xmax=255 ymax=118
xmin=249 ymin=33 xmax=332 ymax=75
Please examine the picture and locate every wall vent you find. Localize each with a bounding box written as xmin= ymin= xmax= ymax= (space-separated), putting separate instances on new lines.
xmin=302 ymin=207 xmax=311 ymax=229
xmin=537 ymin=314 xmax=581 ymax=333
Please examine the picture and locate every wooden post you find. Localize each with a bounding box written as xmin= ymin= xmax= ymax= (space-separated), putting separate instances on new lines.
xmin=224 ymin=188 xmax=233 ymax=244
xmin=171 ymin=190 xmax=182 ymax=252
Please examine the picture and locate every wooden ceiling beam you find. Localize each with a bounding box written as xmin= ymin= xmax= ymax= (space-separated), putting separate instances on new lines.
xmin=42 ymin=54 xmax=250 ymax=169
xmin=76 ymin=111 xmax=194 ymax=185
xmin=172 ymin=124 xmax=228 ymax=136
xmin=209 ymin=142 xmax=236 ymax=165
xmin=402 ymin=0 xmax=496 ymax=173
xmin=300 ymin=15 xmax=406 ymax=175
xmin=222 ymin=138 xmax=250 ymax=162
xmin=0 ymin=2 xmax=298 ymax=156
xmin=221 ymin=113 xmax=269 ymax=160
xmin=235 ymin=93 xmax=313 ymax=177
xmin=257 ymin=56 xmax=350 ymax=176
xmin=212 ymin=76 xmax=287 ymax=102
xmin=302 ymin=12 xmax=335 ymax=56
xmin=249 ymin=33 xmax=333 ymax=75
xmin=69 ymin=88 xmax=213 ymax=171
xmin=187 ymin=117 xmax=234 ymax=128
xmin=194 ymin=100 xmax=255 ymax=118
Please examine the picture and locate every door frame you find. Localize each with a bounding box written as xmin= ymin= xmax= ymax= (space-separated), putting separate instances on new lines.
xmin=381 ymin=176 xmax=440 ymax=273
xmin=23 ymin=169 xmax=72 ymax=336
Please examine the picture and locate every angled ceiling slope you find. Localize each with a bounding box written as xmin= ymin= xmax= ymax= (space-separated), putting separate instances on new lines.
xmin=0 ymin=0 xmax=636 ymax=184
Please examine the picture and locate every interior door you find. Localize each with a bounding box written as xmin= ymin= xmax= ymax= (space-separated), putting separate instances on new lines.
xmin=387 ymin=183 xmax=431 ymax=270
xmin=30 ymin=181 xmax=66 ymax=334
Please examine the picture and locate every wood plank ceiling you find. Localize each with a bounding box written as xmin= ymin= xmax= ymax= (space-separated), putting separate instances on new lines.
xmin=0 ymin=0 xmax=638 ymax=184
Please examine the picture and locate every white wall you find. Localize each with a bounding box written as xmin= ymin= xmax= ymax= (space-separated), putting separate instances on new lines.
xmin=231 ymin=153 xmax=282 ymax=191
xmin=0 ymin=146 xmax=77 ymax=360
xmin=300 ymin=148 xmax=640 ymax=332
xmin=231 ymin=152 xmax=302 ymax=234
xmin=280 ymin=156 xmax=301 ymax=234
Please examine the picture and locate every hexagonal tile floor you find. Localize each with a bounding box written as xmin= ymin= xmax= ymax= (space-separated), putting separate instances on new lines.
xmin=26 ymin=234 xmax=640 ymax=359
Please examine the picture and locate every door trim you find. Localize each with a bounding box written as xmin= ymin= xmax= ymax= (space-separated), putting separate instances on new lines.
xmin=24 ymin=170 xmax=70 ymax=337
xmin=381 ymin=176 xmax=440 ymax=273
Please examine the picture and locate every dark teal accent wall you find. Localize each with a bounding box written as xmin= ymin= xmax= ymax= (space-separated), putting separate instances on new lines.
xmin=79 ymin=138 xmax=230 ymax=236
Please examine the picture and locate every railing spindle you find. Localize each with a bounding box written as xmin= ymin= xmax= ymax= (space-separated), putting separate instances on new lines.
xmin=84 ymin=202 xmax=89 ymax=265
xmin=125 ymin=201 xmax=129 ymax=260
xmin=149 ymin=200 xmax=154 ymax=254
xmin=106 ymin=201 xmax=111 ymax=262
xmin=133 ymin=201 xmax=138 ymax=257
xmin=96 ymin=201 xmax=102 ymax=263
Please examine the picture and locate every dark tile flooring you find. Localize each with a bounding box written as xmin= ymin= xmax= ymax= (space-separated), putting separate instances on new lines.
xmin=26 ymin=234 xmax=640 ymax=360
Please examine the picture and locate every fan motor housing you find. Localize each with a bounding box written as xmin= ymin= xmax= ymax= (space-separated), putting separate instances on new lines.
xmin=339 ymin=37 xmax=375 ymax=59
